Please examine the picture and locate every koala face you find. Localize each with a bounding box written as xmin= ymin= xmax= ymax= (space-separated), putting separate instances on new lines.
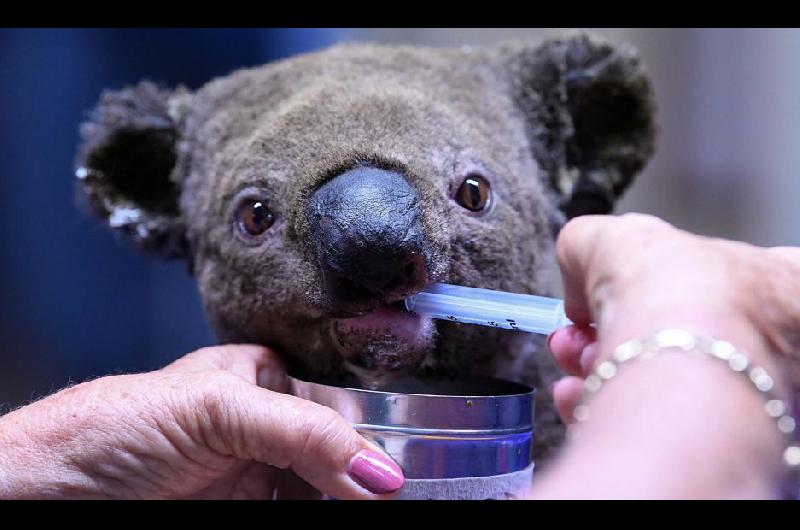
xmin=76 ymin=34 xmax=655 ymax=405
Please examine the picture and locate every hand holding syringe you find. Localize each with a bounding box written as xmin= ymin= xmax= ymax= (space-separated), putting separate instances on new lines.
xmin=405 ymin=283 xmax=573 ymax=335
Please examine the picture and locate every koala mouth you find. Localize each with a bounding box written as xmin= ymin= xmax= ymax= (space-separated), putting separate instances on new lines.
xmin=329 ymin=302 xmax=435 ymax=388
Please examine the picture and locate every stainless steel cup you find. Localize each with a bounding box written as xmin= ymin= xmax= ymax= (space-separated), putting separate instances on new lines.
xmin=289 ymin=374 xmax=535 ymax=500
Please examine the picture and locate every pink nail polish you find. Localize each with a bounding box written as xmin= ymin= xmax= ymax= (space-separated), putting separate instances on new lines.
xmin=348 ymin=449 xmax=404 ymax=494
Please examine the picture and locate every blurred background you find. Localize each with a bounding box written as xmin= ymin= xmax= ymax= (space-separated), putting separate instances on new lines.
xmin=1 ymin=28 xmax=798 ymax=410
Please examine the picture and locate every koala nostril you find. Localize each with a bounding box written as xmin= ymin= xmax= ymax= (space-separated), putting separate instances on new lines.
xmin=338 ymin=275 xmax=374 ymax=299
xmin=378 ymin=253 xmax=427 ymax=300
xmin=326 ymin=253 xmax=426 ymax=307
xmin=383 ymin=262 xmax=415 ymax=294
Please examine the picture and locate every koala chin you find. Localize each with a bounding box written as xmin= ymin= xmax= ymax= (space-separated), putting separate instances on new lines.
xmin=75 ymin=32 xmax=656 ymax=458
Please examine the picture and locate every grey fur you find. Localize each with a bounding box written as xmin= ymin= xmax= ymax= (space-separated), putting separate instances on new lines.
xmin=75 ymin=33 xmax=657 ymax=462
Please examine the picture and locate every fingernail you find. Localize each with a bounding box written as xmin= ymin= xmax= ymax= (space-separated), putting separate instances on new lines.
xmin=347 ymin=449 xmax=404 ymax=494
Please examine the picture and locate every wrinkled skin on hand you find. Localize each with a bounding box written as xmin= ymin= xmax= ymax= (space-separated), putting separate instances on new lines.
xmin=0 ymin=345 xmax=402 ymax=500
xmin=547 ymin=213 xmax=800 ymax=423
xmin=527 ymin=213 xmax=800 ymax=499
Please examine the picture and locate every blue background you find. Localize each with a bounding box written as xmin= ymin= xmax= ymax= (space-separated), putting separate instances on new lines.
xmin=0 ymin=29 xmax=343 ymax=409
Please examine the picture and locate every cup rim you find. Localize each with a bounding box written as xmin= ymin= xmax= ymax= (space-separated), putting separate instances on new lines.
xmin=287 ymin=374 xmax=534 ymax=399
xmin=288 ymin=374 xmax=535 ymax=432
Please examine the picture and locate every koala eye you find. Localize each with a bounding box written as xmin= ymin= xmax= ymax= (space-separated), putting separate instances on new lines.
xmin=455 ymin=174 xmax=491 ymax=212
xmin=235 ymin=198 xmax=275 ymax=238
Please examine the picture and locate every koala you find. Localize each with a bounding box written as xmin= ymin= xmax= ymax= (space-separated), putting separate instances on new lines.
xmin=75 ymin=33 xmax=656 ymax=460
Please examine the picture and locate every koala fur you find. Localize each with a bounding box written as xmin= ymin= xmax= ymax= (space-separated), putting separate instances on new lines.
xmin=76 ymin=33 xmax=656 ymax=461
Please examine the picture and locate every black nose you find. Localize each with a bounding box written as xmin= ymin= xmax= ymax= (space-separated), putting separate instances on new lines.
xmin=308 ymin=166 xmax=429 ymax=313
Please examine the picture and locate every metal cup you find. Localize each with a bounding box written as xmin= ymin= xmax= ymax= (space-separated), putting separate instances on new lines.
xmin=289 ymin=374 xmax=535 ymax=500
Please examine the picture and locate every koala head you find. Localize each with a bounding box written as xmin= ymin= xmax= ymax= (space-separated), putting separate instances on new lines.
xmin=76 ymin=34 xmax=656 ymax=394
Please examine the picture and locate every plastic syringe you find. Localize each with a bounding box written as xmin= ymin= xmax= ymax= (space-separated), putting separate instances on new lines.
xmin=404 ymin=283 xmax=572 ymax=335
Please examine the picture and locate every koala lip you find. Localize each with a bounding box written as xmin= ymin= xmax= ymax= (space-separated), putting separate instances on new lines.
xmin=325 ymin=300 xmax=406 ymax=319
xmin=329 ymin=304 xmax=434 ymax=376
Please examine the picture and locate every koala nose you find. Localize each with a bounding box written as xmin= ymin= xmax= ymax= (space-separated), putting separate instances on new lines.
xmin=308 ymin=166 xmax=429 ymax=313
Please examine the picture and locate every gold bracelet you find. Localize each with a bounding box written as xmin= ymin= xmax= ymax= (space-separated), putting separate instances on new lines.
xmin=569 ymin=329 xmax=799 ymax=496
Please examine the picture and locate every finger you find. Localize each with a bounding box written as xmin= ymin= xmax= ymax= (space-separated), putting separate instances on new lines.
xmin=164 ymin=344 xmax=289 ymax=392
xmin=579 ymin=342 xmax=601 ymax=377
xmin=555 ymin=213 xmax=676 ymax=328
xmin=552 ymin=376 xmax=585 ymax=424
xmin=190 ymin=461 xmax=279 ymax=500
xmin=275 ymin=469 xmax=324 ymax=500
xmin=547 ymin=325 xmax=597 ymax=376
xmin=555 ymin=215 xmax=611 ymax=325
xmin=192 ymin=378 xmax=404 ymax=500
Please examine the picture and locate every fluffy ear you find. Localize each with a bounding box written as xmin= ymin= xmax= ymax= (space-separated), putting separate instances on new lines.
xmin=501 ymin=33 xmax=657 ymax=219
xmin=75 ymin=81 xmax=192 ymax=259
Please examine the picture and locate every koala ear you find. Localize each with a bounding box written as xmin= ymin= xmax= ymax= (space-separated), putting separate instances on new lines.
xmin=502 ymin=33 xmax=657 ymax=219
xmin=75 ymin=81 xmax=192 ymax=259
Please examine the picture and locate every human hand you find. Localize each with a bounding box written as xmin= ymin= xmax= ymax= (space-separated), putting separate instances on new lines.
xmin=0 ymin=345 xmax=403 ymax=499
xmin=533 ymin=213 xmax=800 ymax=498
xmin=548 ymin=213 xmax=800 ymax=423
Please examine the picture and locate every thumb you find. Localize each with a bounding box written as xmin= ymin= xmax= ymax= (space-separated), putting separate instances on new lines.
xmin=555 ymin=215 xmax=613 ymax=325
xmin=187 ymin=375 xmax=404 ymax=500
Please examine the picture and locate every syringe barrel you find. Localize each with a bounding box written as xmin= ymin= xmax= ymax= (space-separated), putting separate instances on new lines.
xmin=405 ymin=283 xmax=571 ymax=335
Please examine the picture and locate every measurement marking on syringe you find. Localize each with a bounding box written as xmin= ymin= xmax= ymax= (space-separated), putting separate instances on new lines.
xmin=405 ymin=283 xmax=572 ymax=336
